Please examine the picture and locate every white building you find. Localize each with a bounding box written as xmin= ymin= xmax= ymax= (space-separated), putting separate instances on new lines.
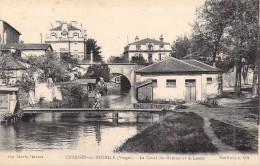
xmin=135 ymin=57 xmax=223 ymax=102
xmin=123 ymin=35 xmax=172 ymax=63
xmin=45 ymin=21 xmax=87 ymax=61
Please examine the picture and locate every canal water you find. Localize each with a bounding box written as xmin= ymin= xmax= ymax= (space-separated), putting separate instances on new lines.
xmin=0 ymin=86 xmax=160 ymax=152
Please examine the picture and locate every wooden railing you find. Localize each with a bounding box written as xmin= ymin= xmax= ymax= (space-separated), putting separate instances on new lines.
xmin=136 ymin=79 xmax=152 ymax=87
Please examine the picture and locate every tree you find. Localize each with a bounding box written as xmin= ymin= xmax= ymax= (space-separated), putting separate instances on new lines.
xmin=107 ymin=55 xmax=127 ymax=63
xmin=130 ymin=55 xmax=146 ymax=65
xmin=192 ymin=0 xmax=236 ymax=62
xmin=192 ymin=0 xmax=259 ymax=96
xmin=86 ymin=38 xmax=103 ymax=62
xmin=225 ymin=0 xmax=259 ymax=95
xmin=171 ymin=35 xmax=192 ymax=59
xmin=24 ymin=52 xmax=71 ymax=82
xmin=83 ymin=64 xmax=110 ymax=82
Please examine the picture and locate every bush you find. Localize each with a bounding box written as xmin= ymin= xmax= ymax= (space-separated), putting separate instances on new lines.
xmin=60 ymin=84 xmax=84 ymax=100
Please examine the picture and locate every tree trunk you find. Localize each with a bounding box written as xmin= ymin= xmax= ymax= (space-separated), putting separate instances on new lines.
xmin=234 ymin=60 xmax=238 ymax=94
xmin=234 ymin=56 xmax=242 ymax=95
xmin=252 ymin=59 xmax=258 ymax=98
xmin=242 ymin=65 xmax=249 ymax=85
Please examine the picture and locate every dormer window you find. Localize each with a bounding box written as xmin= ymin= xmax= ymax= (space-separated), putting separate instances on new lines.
xmin=148 ymin=44 xmax=153 ymax=50
xmin=136 ymin=44 xmax=141 ymax=50
xmin=160 ymin=44 xmax=164 ymax=48
xmin=51 ymin=33 xmax=56 ymax=37
xmin=73 ymin=32 xmax=79 ymax=37
xmin=61 ymin=30 xmax=68 ymax=37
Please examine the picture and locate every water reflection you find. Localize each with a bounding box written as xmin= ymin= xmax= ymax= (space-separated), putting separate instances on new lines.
xmin=0 ymin=86 xmax=159 ymax=152
xmin=70 ymin=85 xmax=136 ymax=109
xmin=0 ymin=112 xmax=159 ymax=152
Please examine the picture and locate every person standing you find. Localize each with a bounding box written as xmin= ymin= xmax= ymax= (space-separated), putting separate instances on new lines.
xmin=93 ymin=91 xmax=101 ymax=109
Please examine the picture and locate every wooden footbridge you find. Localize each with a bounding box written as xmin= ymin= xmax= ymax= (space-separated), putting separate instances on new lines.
xmin=20 ymin=107 xmax=163 ymax=123
xmin=21 ymin=107 xmax=162 ymax=114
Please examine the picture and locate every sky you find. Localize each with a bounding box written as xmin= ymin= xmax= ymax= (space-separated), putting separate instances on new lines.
xmin=0 ymin=0 xmax=205 ymax=61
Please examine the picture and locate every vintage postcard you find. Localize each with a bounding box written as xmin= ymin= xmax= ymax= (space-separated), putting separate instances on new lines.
xmin=0 ymin=0 xmax=259 ymax=165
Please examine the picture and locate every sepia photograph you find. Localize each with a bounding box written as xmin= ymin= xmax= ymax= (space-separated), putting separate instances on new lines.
xmin=0 ymin=0 xmax=259 ymax=165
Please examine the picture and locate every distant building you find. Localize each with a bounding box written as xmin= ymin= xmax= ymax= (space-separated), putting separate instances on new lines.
xmin=0 ymin=43 xmax=53 ymax=58
xmin=123 ymin=35 xmax=172 ymax=63
xmin=44 ymin=21 xmax=87 ymax=60
xmin=135 ymin=57 xmax=222 ymax=102
xmin=0 ymin=20 xmax=21 ymax=44
xmin=0 ymin=53 xmax=26 ymax=86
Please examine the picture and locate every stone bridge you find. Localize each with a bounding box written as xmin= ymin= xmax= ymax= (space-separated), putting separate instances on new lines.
xmin=79 ymin=63 xmax=144 ymax=86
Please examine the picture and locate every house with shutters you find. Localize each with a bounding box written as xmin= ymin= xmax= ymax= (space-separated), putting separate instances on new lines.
xmin=123 ymin=35 xmax=172 ymax=63
xmin=135 ymin=57 xmax=223 ymax=102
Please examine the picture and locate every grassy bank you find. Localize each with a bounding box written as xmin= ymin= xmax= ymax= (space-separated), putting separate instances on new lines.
xmin=115 ymin=111 xmax=218 ymax=153
xmin=210 ymin=119 xmax=257 ymax=152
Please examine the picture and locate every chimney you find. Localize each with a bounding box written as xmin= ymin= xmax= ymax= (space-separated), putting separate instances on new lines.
xmin=71 ymin=21 xmax=77 ymax=26
xmin=61 ymin=21 xmax=68 ymax=31
xmin=90 ymin=50 xmax=93 ymax=64
xmin=160 ymin=34 xmax=164 ymax=42
xmin=84 ymin=30 xmax=87 ymax=38
xmin=135 ymin=36 xmax=139 ymax=41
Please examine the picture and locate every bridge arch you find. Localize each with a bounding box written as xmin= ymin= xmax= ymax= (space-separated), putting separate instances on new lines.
xmin=106 ymin=63 xmax=138 ymax=86
xmin=110 ymin=73 xmax=131 ymax=91
xmin=79 ymin=63 xmax=144 ymax=86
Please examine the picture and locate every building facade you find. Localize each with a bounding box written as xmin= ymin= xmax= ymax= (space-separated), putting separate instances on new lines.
xmin=45 ymin=21 xmax=87 ymax=61
xmin=123 ymin=35 xmax=172 ymax=63
xmin=135 ymin=57 xmax=222 ymax=102
xmin=0 ymin=20 xmax=21 ymax=44
xmin=0 ymin=43 xmax=53 ymax=58
xmin=0 ymin=54 xmax=27 ymax=86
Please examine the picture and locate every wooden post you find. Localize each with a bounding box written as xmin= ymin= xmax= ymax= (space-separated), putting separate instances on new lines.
xmin=112 ymin=111 xmax=119 ymax=124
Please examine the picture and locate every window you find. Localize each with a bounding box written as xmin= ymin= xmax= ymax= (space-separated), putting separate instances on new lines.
xmin=152 ymin=79 xmax=157 ymax=87
xmin=207 ymin=77 xmax=212 ymax=84
xmin=2 ymin=78 xmax=9 ymax=85
xmin=166 ymin=79 xmax=176 ymax=87
xmin=148 ymin=44 xmax=153 ymax=50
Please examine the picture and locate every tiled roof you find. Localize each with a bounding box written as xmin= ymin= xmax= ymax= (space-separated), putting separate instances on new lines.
xmin=135 ymin=57 xmax=221 ymax=74
xmin=184 ymin=60 xmax=221 ymax=72
xmin=129 ymin=38 xmax=170 ymax=45
xmin=0 ymin=44 xmax=52 ymax=50
xmin=0 ymin=54 xmax=26 ymax=70
xmin=50 ymin=24 xmax=80 ymax=31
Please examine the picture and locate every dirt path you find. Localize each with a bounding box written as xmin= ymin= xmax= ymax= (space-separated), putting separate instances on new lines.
xmin=174 ymin=101 xmax=258 ymax=153
xmin=203 ymin=117 xmax=239 ymax=152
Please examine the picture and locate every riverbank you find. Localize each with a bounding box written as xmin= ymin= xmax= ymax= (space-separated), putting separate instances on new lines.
xmin=30 ymin=84 xmax=85 ymax=108
xmin=115 ymin=111 xmax=218 ymax=153
xmin=115 ymin=96 xmax=258 ymax=153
